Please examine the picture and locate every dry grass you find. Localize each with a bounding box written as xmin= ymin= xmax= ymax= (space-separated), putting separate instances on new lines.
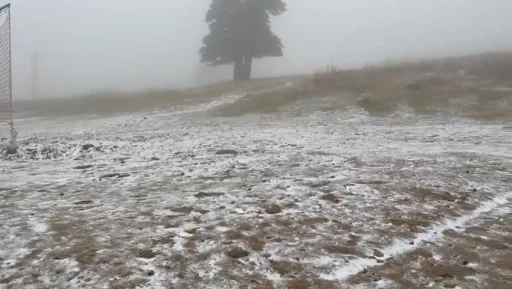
xmin=211 ymin=51 xmax=512 ymax=120
xmin=307 ymin=51 xmax=512 ymax=119
xmin=14 ymin=77 xmax=296 ymax=118
xmin=14 ymin=51 xmax=512 ymax=121
xmin=211 ymin=80 xmax=315 ymax=116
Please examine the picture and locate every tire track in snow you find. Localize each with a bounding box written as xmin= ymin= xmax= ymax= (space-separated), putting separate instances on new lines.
xmin=319 ymin=193 xmax=511 ymax=282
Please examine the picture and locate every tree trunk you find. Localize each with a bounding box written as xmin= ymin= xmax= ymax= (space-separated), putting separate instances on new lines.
xmin=242 ymin=56 xmax=253 ymax=81
xmin=233 ymin=56 xmax=244 ymax=82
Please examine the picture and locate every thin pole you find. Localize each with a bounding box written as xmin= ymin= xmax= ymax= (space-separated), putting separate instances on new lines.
xmin=7 ymin=6 xmax=15 ymax=146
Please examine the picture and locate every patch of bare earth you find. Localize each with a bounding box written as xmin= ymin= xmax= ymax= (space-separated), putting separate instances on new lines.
xmin=2 ymin=87 xmax=511 ymax=288
xmin=347 ymin=203 xmax=511 ymax=289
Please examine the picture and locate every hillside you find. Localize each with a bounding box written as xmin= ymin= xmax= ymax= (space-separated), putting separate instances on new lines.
xmin=13 ymin=51 xmax=512 ymax=121
xmin=1 ymin=51 xmax=511 ymax=289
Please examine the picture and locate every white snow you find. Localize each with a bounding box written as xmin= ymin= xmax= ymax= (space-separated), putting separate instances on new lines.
xmin=1 ymin=94 xmax=510 ymax=288
xmin=319 ymin=193 xmax=511 ymax=282
xmin=27 ymin=218 xmax=49 ymax=233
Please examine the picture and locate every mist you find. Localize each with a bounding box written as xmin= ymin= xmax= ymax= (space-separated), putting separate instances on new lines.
xmin=9 ymin=0 xmax=512 ymax=99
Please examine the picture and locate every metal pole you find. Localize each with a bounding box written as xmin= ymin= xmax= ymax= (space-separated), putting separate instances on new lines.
xmin=7 ymin=5 xmax=15 ymax=147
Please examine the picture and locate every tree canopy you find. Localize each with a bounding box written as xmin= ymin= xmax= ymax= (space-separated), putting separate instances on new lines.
xmin=199 ymin=0 xmax=287 ymax=81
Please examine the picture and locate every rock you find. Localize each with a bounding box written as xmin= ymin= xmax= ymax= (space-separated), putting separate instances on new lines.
xmin=4 ymin=146 xmax=17 ymax=155
xmin=136 ymin=249 xmax=156 ymax=259
xmin=150 ymin=157 xmax=160 ymax=161
xmin=74 ymin=165 xmax=93 ymax=170
xmin=74 ymin=200 xmax=93 ymax=205
xmin=100 ymin=173 xmax=130 ymax=179
xmin=82 ymin=144 xmax=95 ymax=151
xmin=265 ymin=204 xmax=282 ymax=214
xmin=307 ymin=180 xmax=331 ymax=188
xmin=225 ymin=247 xmax=250 ymax=259
xmin=321 ymin=193 xmax=340 ymax=203
xmin=147 ymin=270 xmax=155 ymax=277
xmin=194 ymin=192 xmax=225 ymax=198
xmin=373 ymin=249 xmax=384 ymax=258
xmin=216 ymin=149 xmax=238 ymax=155
xmin=443 ymin=280 xmax=458 ymax=288
xmin=171 ymin=206 xmax=194 ymax=214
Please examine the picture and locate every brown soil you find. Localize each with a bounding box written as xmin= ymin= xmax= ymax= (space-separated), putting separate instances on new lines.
xmin=225 ymin=247 xmax=250 ymax=259
xmin=136 ymin=249 xmax=156 ymax=259
xmin=245 ymin=233 xmax=266 ymax=251
xmin=425 ymin=264 xmax=477 ymax=279
xmin=270 ymin=260 xmax=304 ymax=276
xmin=171 ymin=206 xmax=194 ymax=214
xmin=298 ymin=217 xmax=329 ymax=226
xmin=320 ymin=193 xmax=340 ymax=203
xmin=323 ymin=245 xmax=364 ymax=257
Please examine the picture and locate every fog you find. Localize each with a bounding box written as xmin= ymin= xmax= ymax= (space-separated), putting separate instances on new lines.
xmin=9 ymin=0 xmax=512 ymax=99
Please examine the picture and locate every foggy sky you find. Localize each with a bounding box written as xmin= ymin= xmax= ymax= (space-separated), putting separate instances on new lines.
xmin=7 ymin=0 xmax=512 ymax=99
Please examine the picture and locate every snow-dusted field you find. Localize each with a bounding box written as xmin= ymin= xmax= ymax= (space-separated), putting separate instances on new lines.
xmin=1 ymin=96 xmax=511 ymax=289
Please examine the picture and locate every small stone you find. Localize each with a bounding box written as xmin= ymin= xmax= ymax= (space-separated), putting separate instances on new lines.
xmin=147 ymin=270 xmax=155 ymax=277
xmin=216 ymin=149 xmax=238 ymax=155
xmin=373 ymin=249 xmax=384 ymax=258
xmin=74 ymin=165 xmax=93 ymax=170
xmin=4 ymin=146 xmax=17 ymax=155
xmin=321 ymin=193 xmax=340 ymax=203
xmin=100 ymin=173 xmax=120 ymax=179
xmin=225 ymin=247 xmax=250 ymax=259
xmin=171 ymin=206 xmax=193 ymax=214
xmin=443 ymin=280 xmax=458 ymax=288
xmin=194 ymin=192 xmax=225 ymax=198
xmin=73 ymin=200 xmax=93 ymax=205
xmin=137 ymin=249 xmax=156 ymax=259
xmin=100 ymin=173 xmax=130 ymax=179
xmin=265 ymin=204 xmax=282 ymax=214
xmin=150 ymin=157 xmax=160 ymax=161
xmin=82 ymin=144 xmax=95 ymax=151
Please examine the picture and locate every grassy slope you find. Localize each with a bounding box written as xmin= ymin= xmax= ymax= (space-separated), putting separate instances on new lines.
xmin=14 ymin=51 xmax=512 ymax=121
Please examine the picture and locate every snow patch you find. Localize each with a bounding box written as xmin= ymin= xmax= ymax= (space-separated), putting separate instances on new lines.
xmin=320 ymin=193 xmax=510 ymax=282
xmin=27 ymin=217 xmax=48 ymax=233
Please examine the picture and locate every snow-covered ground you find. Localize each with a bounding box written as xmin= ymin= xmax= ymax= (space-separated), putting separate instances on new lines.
xmin=1 ymin=95 xmax=511 ymax=289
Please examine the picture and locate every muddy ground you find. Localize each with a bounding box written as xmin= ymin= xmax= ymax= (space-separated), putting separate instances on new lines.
xmin=1 ymin=85 xmax=511 ymax=289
